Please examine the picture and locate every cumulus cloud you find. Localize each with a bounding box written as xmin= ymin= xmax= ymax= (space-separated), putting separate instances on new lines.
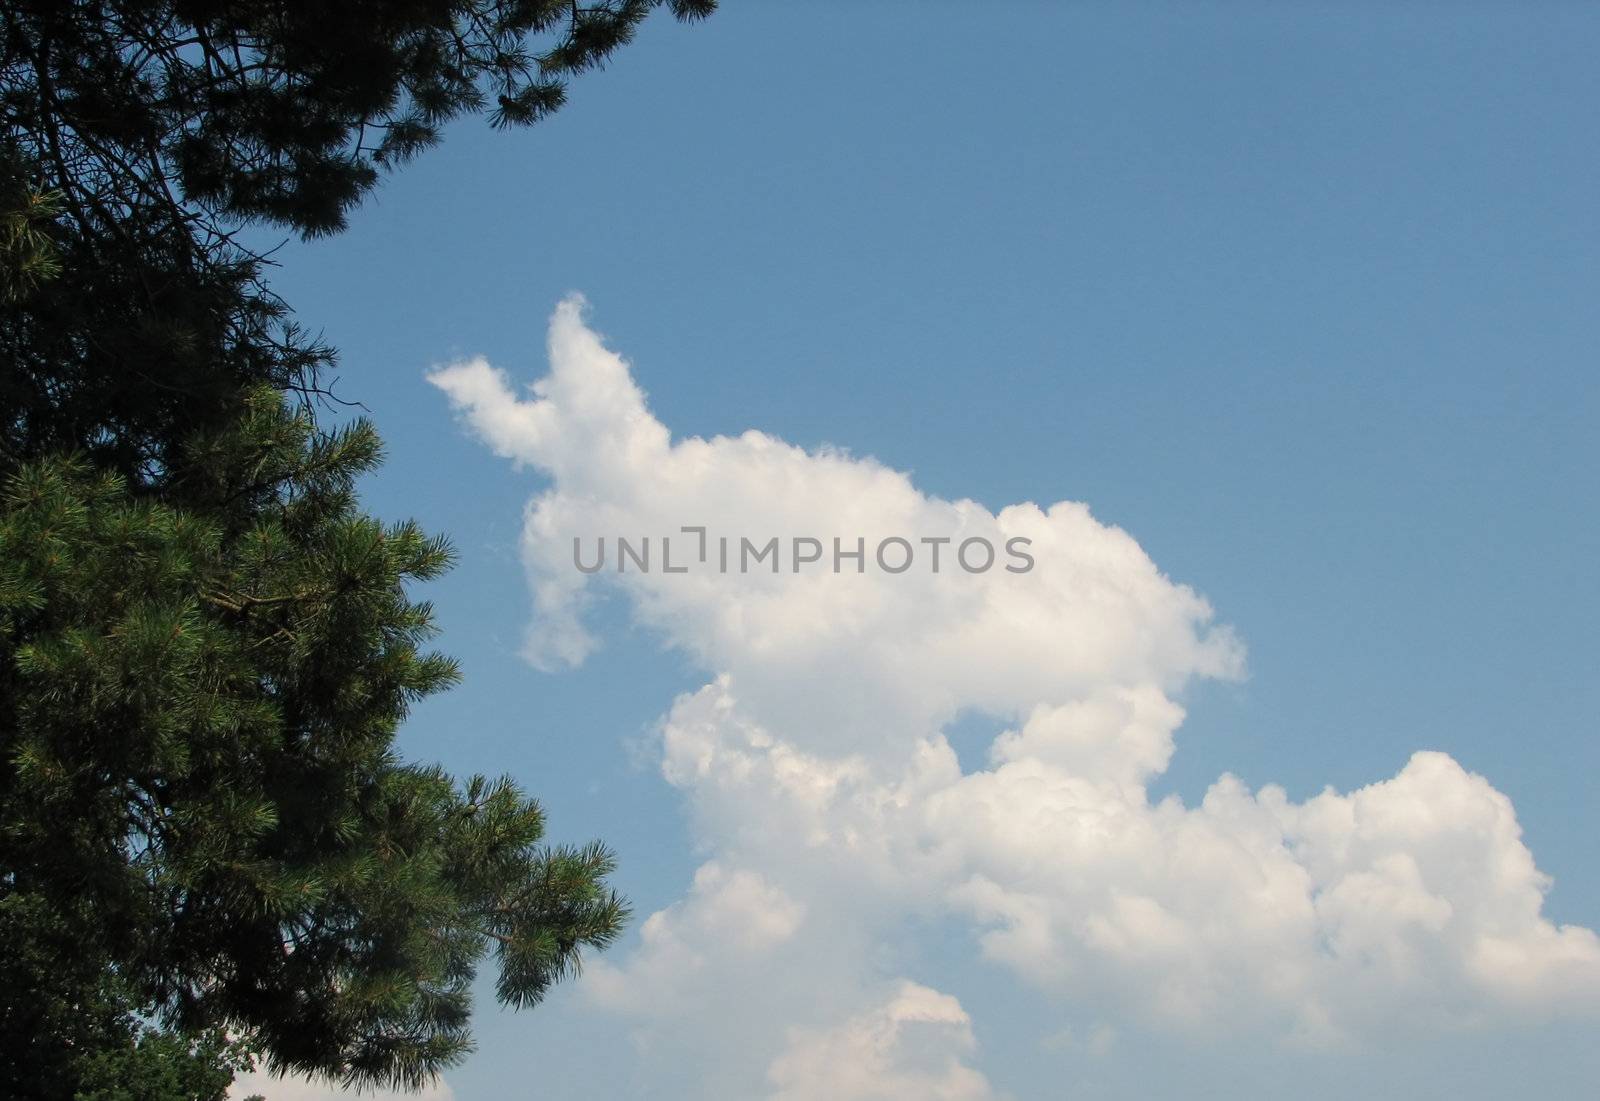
xmin=584 ymin=861 xmax=806 ymax=1019
xmin=767 ymin=982 xmax=1001 ymax=1101
xmin=429 ymin=298 xmax=1240 ymax=742
xmin=429 ymin=297 xmax=1600 ymax=1091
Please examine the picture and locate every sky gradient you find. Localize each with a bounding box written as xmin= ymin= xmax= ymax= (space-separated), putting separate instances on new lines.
xmin=234 ymin=4 xmax=1600 ymax=1098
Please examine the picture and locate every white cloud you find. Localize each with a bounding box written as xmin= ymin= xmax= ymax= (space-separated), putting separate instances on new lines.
xmin=428 ymin=296 xmax=1241 ymax=737
xmin=767 ymin=982 xmax=1001 ymax=1101
xmin=584 ymin=860 xmax=805 ymax=1018
xmin=430 ymin=297 xmax=1600 ymax=1091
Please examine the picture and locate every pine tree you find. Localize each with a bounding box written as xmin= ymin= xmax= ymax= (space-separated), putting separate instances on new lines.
xmin=1 ymin=397 xmax=628 ymax=1089
xmin=1 ymin=1 xmax=715 ymax=1094
xmin=2 ymin=0 xmax=716 ymax=477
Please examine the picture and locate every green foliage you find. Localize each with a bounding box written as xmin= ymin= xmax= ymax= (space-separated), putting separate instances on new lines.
xmin=2 ymin=0 xmax=707 ymax=1092
xmin=0 ymin=175 xmax=60 ymax=301
xmin=0 ymin=145 xmax=334 ymax=482
xmin=0 ymin=894 xmax=252 ymax=1100
xmin=68 ymin=1012 xmax=250 ymax=1101
xmin=1 ymin=0 xmax=716 ymax=479
xmin=0 ymin=393 xmax=628 ymax=1090
xmin=3 ymin=0 xmax=715 ymax=239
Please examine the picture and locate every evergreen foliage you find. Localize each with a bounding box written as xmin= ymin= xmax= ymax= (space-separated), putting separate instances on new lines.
xmin=1 ymin=395 xmax=628 ymax=1090
xmin=1 ymin=0 xmax=712 ymax=1094
xmin=1 ymin=0 xmax=714 ymax=476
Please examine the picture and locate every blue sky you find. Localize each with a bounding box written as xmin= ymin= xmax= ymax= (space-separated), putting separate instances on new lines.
xmin=240 ymin=4 xmax=1600 ymax=1098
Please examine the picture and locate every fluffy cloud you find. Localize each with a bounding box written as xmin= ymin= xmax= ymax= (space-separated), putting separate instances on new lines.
xmin=584 ymin=861 xmax=806 ymax=1019
xmin=767 ymin=982 xmax=1000 ymax=1101
xmin=430 ymin=297 xmax=1600 ymax=1092
xmin=429 ymin=297 xmax=1241 ymax=746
